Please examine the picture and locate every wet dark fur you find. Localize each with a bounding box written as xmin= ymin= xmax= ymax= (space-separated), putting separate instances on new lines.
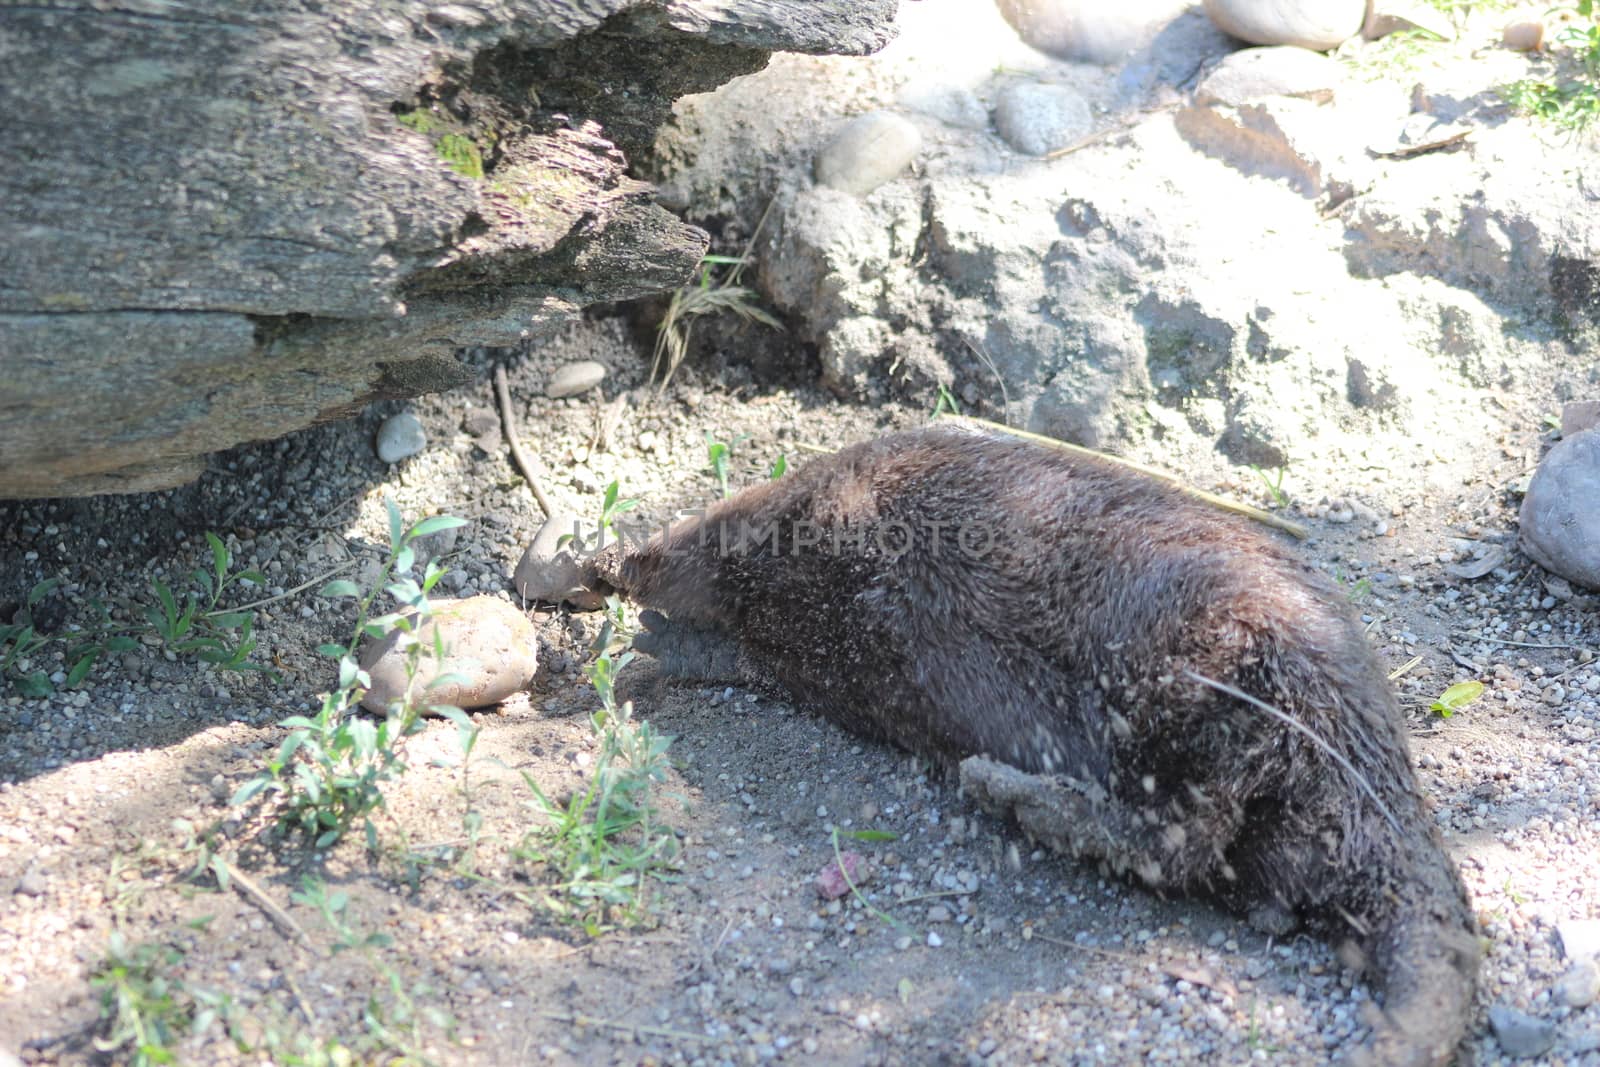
xmin=586 ymin=426 xmax=1479 ymax=1066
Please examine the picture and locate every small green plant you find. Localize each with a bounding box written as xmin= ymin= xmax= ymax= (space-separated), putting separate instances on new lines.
xmin=292 ymin=876 xmax=453 ymax=1061
xmin=231 ymin=502 xmax=466 ymax=849
xmin=1502 ymin=1 xmax=1600 ymax=131
xmin=1430 ymin=680 xmax=1486 ymax=718
xmin=652 ymin=254 xmax=782 ymax=390
xmin=597 ymin=480 xmax=641 ymax=547
xmin=2 ymin=532 xmax=268 ymax=697
xmin=92 ymin=933 xmax=206 ymax=1067
xmin=931 ymin=383 xmax=962 ymax=419
xmin=827 ymin=826 xmax=905 ymax=933
xmin=514 ymin=648 xmax=677 ymax=932
xmin=768 ymin=453 xmax=788 ymax=480
xmin=1251 ymin=464 xmax=1290 ymax=508
xmin=705 ymin=432 xmax=752 ymax=499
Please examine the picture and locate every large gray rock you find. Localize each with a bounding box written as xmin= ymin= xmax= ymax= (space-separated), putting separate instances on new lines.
xmin=0 ymin=0 xmax=897 ymax=498
xmin=1521 ymin=429 xmax=1600 ymax=591
xmin=654 ymin=0 xmax=1586 ymax=477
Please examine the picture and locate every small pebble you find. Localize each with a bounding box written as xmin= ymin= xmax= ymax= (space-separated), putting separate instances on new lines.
xmin=1554 ymin=959 xmax=1600 ymax=1009
xmin=1489 ymin=1003 xmax=1557 ymax=1059
xmin=993 ymin=82 xmax=1092 ymax=156
xmin=546 ymin=361 xmax=607 ymax=399
xmin=375 ymin=412 xmax=427 ymax=463
xmin=814 ymin=111 xmax=921 ymax=197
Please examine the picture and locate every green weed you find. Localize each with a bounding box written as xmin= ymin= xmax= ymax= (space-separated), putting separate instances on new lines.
xmin=931 ymin=383 xmax=962 ymax=419
xmin=705 ymin=432 xmax=751 ymax=499
xmin=2 ymin=532 xmax=269 ymax=697
xmin=292 ymin=876 xmax=453 ymax=1063
xmin=1251 ymin=464 xmax=1290 ymax=508
xmin=514 ymin=648 xmax=677 ymax=933
xmin=1503 ymin=1 xmax=1600 ymax=131
xmin=92 ymin=933 xmax=208 ymax=1067
xmin=231 ymin=502 xmax=467 ymax=849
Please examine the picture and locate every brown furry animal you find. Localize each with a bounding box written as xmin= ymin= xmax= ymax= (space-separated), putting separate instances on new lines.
xmin=586 ymin=425 xmax=1479 ymax=1066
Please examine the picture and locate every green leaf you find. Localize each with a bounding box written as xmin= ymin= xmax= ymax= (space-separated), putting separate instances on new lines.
xmin=15 ymin=671 xmax=52 ymax=697
xmin=409 ymin=515 xmax=467 ymax=538
xmin=230 ymin=777 xmax=272 ymax=807
xmin=318 ymin=642 xmax=349 ymax=658
xmin=395 ymin=545 xmax=415 ymax=575
xmin=207 ymin=611 xmax=252 ymax=629
xmin=206 ymin=531 xmax=230 ymax=584
xmin=348 ymin=716 xmax=378 ymax=758
xmin=385 ymin=497 xmax=404 ymax=550
xmin=1431 ymin=680 xmax=1485 ymax=717
xmin=65 ymin=651 xmax=97 ymax=688
xmin=104 ymin=636 xmax=142 ymax=653
xmin=319 ymin=579 xmax=362 ymax=599
xmin=26 ymin=577 xmax=60 ymax=607
xmin=837 ymin=828 xmax=898 ymax=841
xmin=769 ymin=454 xmax=788 ymax=480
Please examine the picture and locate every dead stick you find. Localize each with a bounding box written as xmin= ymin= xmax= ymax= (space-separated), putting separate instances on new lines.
xmin=536 ymin=1009 xmax=710 ymax=1043
xmin=221 ymin=857 xmax=318 ymax=952
xmin=494 ymin=363 xmax=554 ymax=519
xmin=948 ymin=415 xmax=1309 ymax=540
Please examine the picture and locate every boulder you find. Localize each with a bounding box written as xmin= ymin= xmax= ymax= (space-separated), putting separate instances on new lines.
xmin=0 ymin=0 xmax=897 ymax=498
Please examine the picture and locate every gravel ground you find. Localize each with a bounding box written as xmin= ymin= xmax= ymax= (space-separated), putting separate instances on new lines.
xmin=1 ymin=309 xmax=1598 ymax=1066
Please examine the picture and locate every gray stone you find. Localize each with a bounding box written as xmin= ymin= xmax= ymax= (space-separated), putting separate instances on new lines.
xmin=1558 ymin=918 xmax=1600 ymax=961
xmin=993 ymin=83 xmax=1094 ymax=156
xmin=899 ymin=81 xmax=990 ymax=131
xmin=1554 ymin=959 xmax=1600 ymax=1009
xmin=1562 ymin=400 xmax=1600 ymax=438
xmin=1489 ymin=1004 xmax=1557 ymax=1059
xmin=545 ymin=360 xmax=608 ymax=399
xmin=359 ymin=595 xmax=538 ymax=714
xmin=994 ymin=0 xmax=1191 ymax=64
xmin=15 ymin=865 xmax=47 ymax=897
xmin=1520 ymin=429 xmax=1600 ymax=591
xmin=1193 ymin=46 xmax=1343 ymax=107
xmin=1202 ymin=0 xmax=1365 ymax=50
xmin=513 ymin=513 xmax=607 ymax=610
xmin=814 ymin=111 xmax=922 ymax=197
xmin=375 ymin=413 xmax=427 ymax=464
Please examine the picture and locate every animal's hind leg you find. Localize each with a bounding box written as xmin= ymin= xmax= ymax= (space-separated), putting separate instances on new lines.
xmin=960 ymin=756 xmax=1244 ymax=894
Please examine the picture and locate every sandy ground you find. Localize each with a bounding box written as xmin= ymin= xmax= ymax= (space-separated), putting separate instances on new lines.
xmin=1 ymin=301 xmax=1597 ymax=1066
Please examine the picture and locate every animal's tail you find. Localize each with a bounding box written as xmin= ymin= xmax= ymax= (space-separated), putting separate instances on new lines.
xmin=1344 ymin=835 xmax=1480 ymax=1067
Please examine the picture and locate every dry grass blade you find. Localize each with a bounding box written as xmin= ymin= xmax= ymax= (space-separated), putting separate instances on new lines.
xmin=651 ymin=276 xmax=783 ymax=391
